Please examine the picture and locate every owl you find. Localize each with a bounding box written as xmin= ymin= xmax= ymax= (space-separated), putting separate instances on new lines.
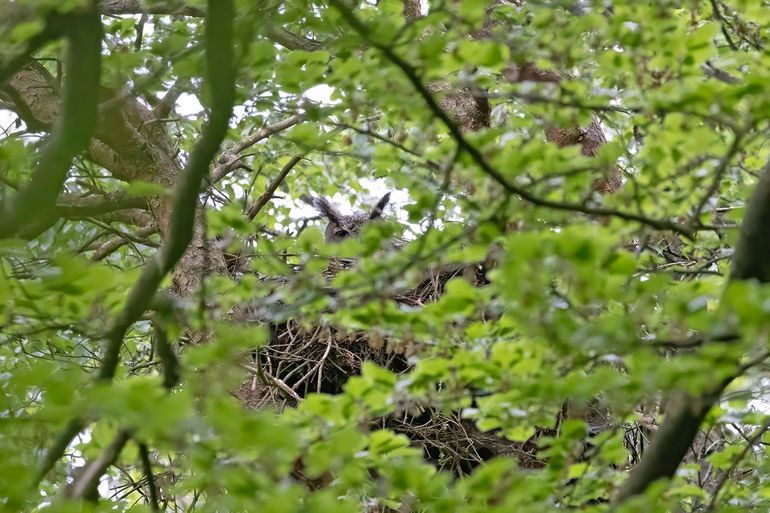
xmin=310 ymin=192 xmax=391 ymax=243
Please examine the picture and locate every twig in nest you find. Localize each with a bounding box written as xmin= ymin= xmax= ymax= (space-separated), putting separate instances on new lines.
xmin=244 ymin=363 xmax=302 ymax=403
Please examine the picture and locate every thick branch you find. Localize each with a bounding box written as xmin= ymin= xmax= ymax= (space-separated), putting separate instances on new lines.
xmin=36 ymin=0 xmax=236 ymax=482
xmin=0 ymin=5 xmax=102 ymax=238
xmin=263 ymin=26 xmax=324 ymax=51
xmin=35 ymin=418 xmax=86 ymax=484
xmin=54 ymin=192 xmax=147 ymax=219
xmin=402 ymin=0 xmax=422 ymax=20
xmin=99 ymin=0 xmax=235 ymax=381
xmin=19 ymin=192 xmax=148 ymax=239
xmin=98 ymin=1 xmax=323 ymax=51
xmin=702 ymin=61 xmax=740 ymax=84
xmin=99 ymin=0 xmax=204 ymax=16
xmin=615 ymin=158 xmax=770 ymax=502
xmin=329 ymin=1 xmax=690 ymax=237
xmin=729 ymin=159 xmax=770 ymax=282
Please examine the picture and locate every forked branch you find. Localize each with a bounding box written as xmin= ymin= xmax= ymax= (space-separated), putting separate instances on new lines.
xmin=36 ymin=0 xmax=236 ymax=487
xmin=0 ymin=4 xmax=102 ymax=238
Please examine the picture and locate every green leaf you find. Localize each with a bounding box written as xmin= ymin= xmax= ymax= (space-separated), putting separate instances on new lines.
xmin=124 ymin=180 xmax=170 ymax=197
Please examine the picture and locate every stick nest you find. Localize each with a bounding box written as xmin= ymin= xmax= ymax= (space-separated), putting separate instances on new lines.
xmin=233 ymin=259 xmax=648 ymax=475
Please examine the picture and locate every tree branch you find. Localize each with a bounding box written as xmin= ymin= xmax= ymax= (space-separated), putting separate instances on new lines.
xmin=262 ymin=26 xmax=323 ymax=52
xmin=689 ymin=131 xmax=745 ymax=227
xmin=702 ymin=61 xmax=740 ymax=84
xmin=151 ymin=78 xmax=186 ymax=119
xmin=0 ymin=4 xmax=102 ymax=238
xmin=90 ymin=223 xmax=159 ymax=262
xmin=99 ymin=0 xmax=236 ymax=381
xmin=709 ymin=0 xmax=739 ymax=51
xmin=35 ymin=417 xmax=86 ymax=484
xmin=98 ymin=1 xmax=323 ymax=51
xmin=615 ymin=157 xmax=770 ymax=502
xmin=328 ymin=0 xmax=692 ymax=237
xmin=210 ymin=114 xmax=305 ymax=184
xmin=99 ymin=0 xmax=204 ymax=16
xmin=54 ymin=192 xmax=148 ymax=219
xmin=246 ymin=155 xmax=305 ymax=221
xmin=36 ymin=0 xmax=236 ymax=484
xmin=18 ymin=192 xmax=148 ymax=239
xmin=64 ymin=428 xmax=131 ymax=501
xmin=705 ymin=416 xmax=770 ymax=512
xmin=137 ymin=442 xmax=160 ymax=512
xmin=0 ymin=10 xmax=67 ymax=86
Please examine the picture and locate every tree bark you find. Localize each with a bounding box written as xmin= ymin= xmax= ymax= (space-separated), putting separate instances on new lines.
xmin=4 ymin=62 xmax=226 ymax=295
xmin=615 ymin=159 xmax=770 ymax=502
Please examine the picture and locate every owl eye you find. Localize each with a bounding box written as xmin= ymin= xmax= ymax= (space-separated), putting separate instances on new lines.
xmin=334 ymin=229 xmax=349 ymax=238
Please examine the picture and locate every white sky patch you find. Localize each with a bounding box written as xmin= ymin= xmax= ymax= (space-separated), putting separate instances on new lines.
xmin=303 ymin=84 xmax=339 ymax=106
xmin=0 ymin=108 xmax=23 ymax=136
xmin=175 ymin=92 xmax=205 ymax=118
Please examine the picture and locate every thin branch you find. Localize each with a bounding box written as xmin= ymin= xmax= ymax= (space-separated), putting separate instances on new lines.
xmin=35 ymin=417 xmax=86 ymax=484
xmin=706 ymin=416 xmax=770 ymax=512
xmin=137 ymin=442 xmax=160 ymax=512
xmin=91 ymin=224 xmax=159 ymax=262
xmin=65 ymin=428 xmax=131 ymax=500
xmin=246 ymin=155 xmax=305 ymax=221
xmin=244 ymin=363 xmax=302 ymax=403
xmin=210 ymin=114 xmax=305 ymax=184
xmin=0 ymin=5 xmax=102 ymax=238
xmin=331 ymin=121 xmax=437 ymax=165
xmin=85 ymin=217 xmax=159 ymax=246
xmin=152 ymin=78 xmax=186 ymax=119
xmin=710 ymin=0 xmax=739 ymax=51
xmin=328 ymin=0 xmax=693 ymax=237
xmin=689 ymin=131 xmax=745 ymax=227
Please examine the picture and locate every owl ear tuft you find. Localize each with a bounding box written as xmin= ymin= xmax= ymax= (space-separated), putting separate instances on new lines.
xmin=311 ymin=196 xmax=343 ymax=225
xmin=368 ymin=192 xmax=391 ymax=220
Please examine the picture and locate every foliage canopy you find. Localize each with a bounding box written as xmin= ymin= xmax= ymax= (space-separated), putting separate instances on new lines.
xmin=1 ymin=0 xmax=770 ymax=512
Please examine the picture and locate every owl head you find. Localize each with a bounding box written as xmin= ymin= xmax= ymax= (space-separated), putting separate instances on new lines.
xmin=310 ymin=192 xmax=391 ymax=243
